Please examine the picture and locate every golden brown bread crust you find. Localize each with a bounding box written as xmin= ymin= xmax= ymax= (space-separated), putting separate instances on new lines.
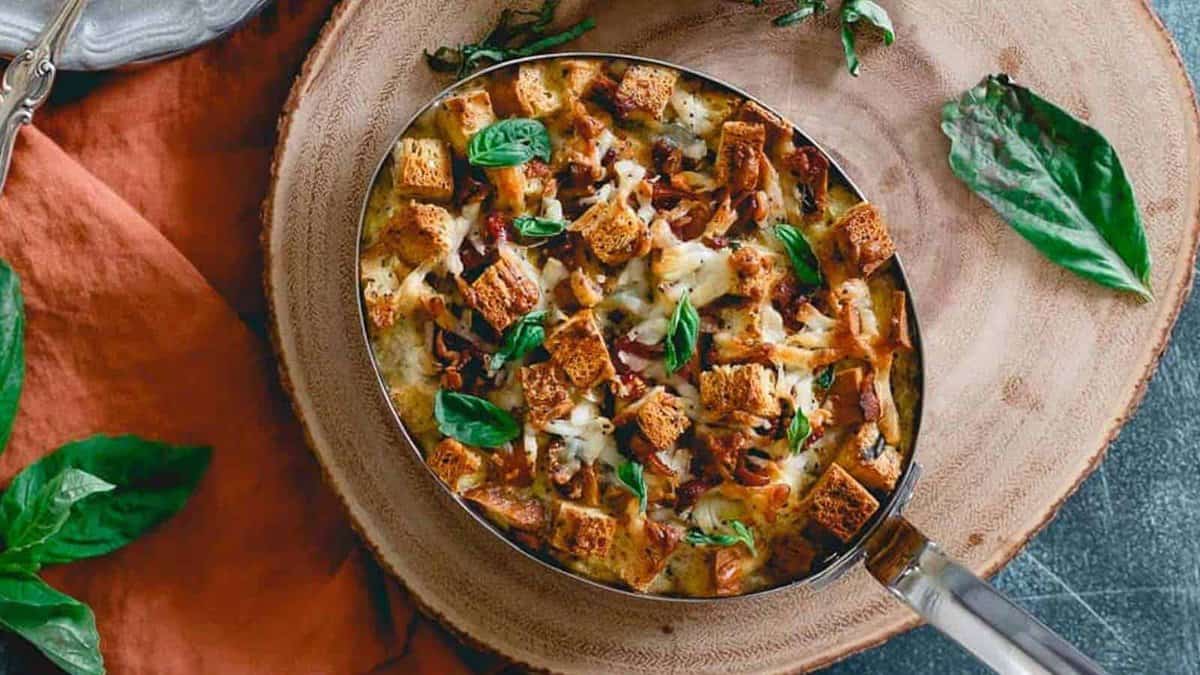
xmin=835 ymin=423 xmax=901 ymax=492
xmin=807 ymin=463 xmax=879 ymax=543
xmin=428 ymin=438 xmax=484 ymax=492
xmin=551 ymin=501 xmax=617 ymax=558
xmin=438 ymin=89 xmax=497 ymax=154
xmin=490 ymin=63 xmax=561 ymax=118
xmin=466 ymin=251 xmax=540 ymax=332
xmin=484 ymin=166 xmax=528 ymax=213
xmin=571 ymin=199 xmax=652 ymax=265
xmin=769 ymin=533 xmax=817 ymax=580
xmin=393 ymin=138 xmax=454 ymax=201
xmin=626 ymin=388 xmax=690 ymax=451
xmin=737 ymin=99 xmax=793 ymax=145
xmin=519 ymin=362 xmax=574 ymax=428
xmin=464 ymin=486 xmax=547 ymax=533
xmin=700 ymin=363 xmax=781 ymax=419
xmin=835 ymin=202 xmax=896 ymax=277
xmin=715 ymin=121 xmax=766 ymax=192
xmin=544 ymin=310 xmax=616 ymax=388
xmin=615 ymin=64 xmax=678 ymax=121
xmin=382 ymin=200 xmax=452 ymax=267
xmin=729 ymin=245 xmax=776 ymax=301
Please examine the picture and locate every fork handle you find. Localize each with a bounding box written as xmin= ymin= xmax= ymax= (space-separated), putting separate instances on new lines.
xmin=0 ymin=0 xmax=89 ymax=194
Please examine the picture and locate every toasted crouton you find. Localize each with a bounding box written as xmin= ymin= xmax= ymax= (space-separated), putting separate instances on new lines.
xmin=463 ymin=486 xmax=547 ymax=532
xmin=554 ymin=59 xmax=603 ymax=100
xmin=466 ymin=251 xmax=540 ymax=332
xmin=438 ymin=89 xmax=497 ymax=154
xmin=888 ymin=290 xmax=913 ymax=351
xmin=426 ymin=438 xmax=485 ymax=493
xmin=519 ymin=362 xmax=573 ymax=428
xmin=359 ymin=244 xmax=407 ymax=329
xmin=824 ymin=367 xmax=865 ymax=425
xmin=835 ymin=202 xmax=895 ymax=276
xmin=392 ymin=138 xmax=454 ymax=202
xmin=490 ymin=63 xmax=561 ymax=118
xmin=700 ymin=363 xmax=781 ymax=419
xmin=729 ymin=245 xmax=776 ymax=300
xmin=571 ymin=199 xmax=651 ymax=265
xmin=615 ymin=65 xmax=678 ymax=121
xmin=737 ymin=100 xmax=793 ymax=145
xmin=550 ymin=501 xmax=617 ymax=558
xmin=626 ymin=388 xmax=690 ymax=451
xmin=835 ymin=423 xmax=902 ymax=492
xmin=381 ymin=200 xmax=453 ymax=266
xmin=545 ymin=310 xmax=616 ymax=388
xmin=769 ymin=533 xmax=817 ymax=580
xmin=610 ymin=517 xmax=682 ymax=591
xmin=807 ymin=464 xmax=879 ymax=543
xmin=714 ymin=121 xmax=766 ymax=192
xmin=484 ymin=166 xmax=528 ymax=213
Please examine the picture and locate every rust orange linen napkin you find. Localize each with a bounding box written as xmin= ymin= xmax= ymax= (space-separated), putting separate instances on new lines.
xmin=0 ymin=2 xmax=487 ymax=673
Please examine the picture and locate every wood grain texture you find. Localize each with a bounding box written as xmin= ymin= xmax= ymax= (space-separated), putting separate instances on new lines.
xmin=263 ymin=1 xmax=1200 ymax=672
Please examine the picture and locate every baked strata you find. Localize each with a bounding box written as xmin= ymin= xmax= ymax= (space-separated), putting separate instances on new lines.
xmin=360 ymin=57 xmax=918 ymax=597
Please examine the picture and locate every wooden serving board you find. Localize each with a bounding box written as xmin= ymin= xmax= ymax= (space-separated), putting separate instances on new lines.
xmin=263 ymin=1 xmax=1200 ymax=672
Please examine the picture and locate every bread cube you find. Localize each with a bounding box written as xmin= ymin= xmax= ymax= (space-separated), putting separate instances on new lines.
xmin=467 ymin=250 xmax=540 ymax=332
xmin=544 ymin=310 xmax=616 ymax=388
xmin=426 ymin=438 xmax=485 ymax=493
xmin=835 ymin=202 xmax=895 ymax=277
xmin=835 ymin=423 xmax=902 ymax=492
xmin=630 ymin=388 xmax=690 ymax=451
xmin=807 ymin=463 xmax=879 ymax=543
xmin=550 ymin=501 xmax=617 ymax=558
xmin=699 ymin=363 xmax=781 ymax=419
xmin=490 ymin=63 xmax=561 ymax=118
xmin=737 ymin=99 xmax=792 ymax=145
xmin=392 ymin=137 xmax=454 ymax=201
xmin=554 ymin=59 xmax=603 ymax=100
xmin=611 ymin=518 xmax=682 ymax=591
xmin=714 ymin=121 xmax=766 ymax=192
xmin=729 ymin=245 xmax=775 ymax=301
xmin=438 ymin=89 xmax=497 ymax=154
xmin=359 ymin=244 xmax=406 ymax=329
xmin=463 ymin=486 xmax=547 ymax=532
xmin=615 ymin=65 xmax=678 ymax=121
xmin=484 ymin=166 xmax=528 ymax=213
xmin=381 ymin=200 xmax=453 ymax=266
xmin=571 ymin=199 xmax=651 ymax=265
xmin=519 ymin=362 xmax=574 ymax=428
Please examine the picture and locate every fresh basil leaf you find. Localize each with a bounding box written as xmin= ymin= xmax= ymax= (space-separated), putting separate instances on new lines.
xmin=509 ymin=17 xmax=596 ymax=59
xmin=490 ymin=310 xmax=547 ymax=372
xmin=0 ymin=436 xmax=211 ymax=565
xmin=816 ymin=365 xmax=835 ymax=390
xmin=0 ymin=260 xmax=23 ymax=455
xmin=512 ymin=216 xmax=566 ymax=238
xmin=686 ymin=520 xmax=756 ymax=556
xmin=773 ymin=0 xmax=828 ymax=27
xmin=0 ymin=574 xmax=103 ymax=675
xmin=0 ymin=469 xmax=114 ymax=569
xmin=467 ymin=118 xmax=552 ymax=168
xmin=425 ymin=2 xmax=595 ymax=78
xmin=616 ymin=461 xmax=647 ymax=513
xmin=434 ymin=390 xmax=521 ymax=447
xmin=664 ymin=292 xmax=699 ymax=374
xmin=839 ymin=0 xmax=894 ymax=77
xmin=787 ymin=409 xmax=811 ymax=455
xmin=774 ymin=224 xmax=822 ymax=286
xmin=941 ymin=75 xmax=1153 ymax=300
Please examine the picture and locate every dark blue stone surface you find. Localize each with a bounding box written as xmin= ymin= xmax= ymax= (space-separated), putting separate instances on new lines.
xmin=825 ymin=1 xmax=1200 ymax=672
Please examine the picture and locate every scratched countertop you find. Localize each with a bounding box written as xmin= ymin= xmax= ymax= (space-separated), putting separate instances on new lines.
xmin=826 ymin=2 xmax=1200 ymax=672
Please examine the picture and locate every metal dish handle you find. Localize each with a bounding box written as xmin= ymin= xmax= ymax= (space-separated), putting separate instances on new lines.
xmin=865 ymin=517 xmax=1107 ymax=674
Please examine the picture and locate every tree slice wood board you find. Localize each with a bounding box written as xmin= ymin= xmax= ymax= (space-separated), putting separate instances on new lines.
xmin=263 ymin=0 xmax=1200 ymax=671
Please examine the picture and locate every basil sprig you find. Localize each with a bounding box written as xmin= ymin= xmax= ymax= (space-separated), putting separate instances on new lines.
xmin=942 ymin=75 xmax=1153 ymax=301
xmin=490 ymin=310 xmax=547 ymax=372
xmin=787 ymin=409 xmax=811 ymax=455
xmin=664 ymin=291 xmax=699 ymax=374
xmin=435 ymin=389 xmax=521 ymax=447
xmin=774 ymin=224 xmax=822 ymax=287
xmin=772 ymin=0 xmax=828 ymax=26
xmin=616 ymin=461 xmax=647 ymax=513
xmin=513 ymin=216 xmax=566 ymax=238
xmin=0 ymin=261 xmax=212 ymax=674
xmin=685 ymin=520 xmax=757 ymax=556
xmin=467 ymin=118 xmax=552 ymax=168
xmin=840 ymin=0 xmax=895 ymax=77
xmin=816 ymin=365 xmax=835 ymax=390
xmin=424 ymin=1 xmax=596 ymax=78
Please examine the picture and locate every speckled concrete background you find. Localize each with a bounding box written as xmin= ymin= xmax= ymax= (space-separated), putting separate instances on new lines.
xmin=827 ymin=1 xmax=1200 ymax=672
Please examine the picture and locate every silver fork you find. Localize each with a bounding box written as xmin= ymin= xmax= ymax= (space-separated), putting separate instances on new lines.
xmin=0 ymin=0 xmax=89 ymax=195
